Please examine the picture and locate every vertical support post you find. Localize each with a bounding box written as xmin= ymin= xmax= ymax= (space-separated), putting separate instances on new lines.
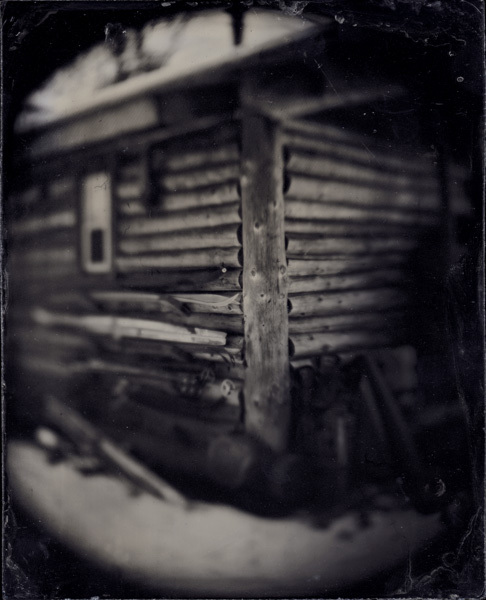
xmin=240 ymin=110 xmax=290 ymax=453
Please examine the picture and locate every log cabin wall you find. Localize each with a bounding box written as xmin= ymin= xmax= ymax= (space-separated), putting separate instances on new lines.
xmin=281 ymin=119 xmax=444 ymax=363
xmin=7 ymin=90 xmax=471 ymax=485
xmin=8 ymin=113 xmax=247 ymax=482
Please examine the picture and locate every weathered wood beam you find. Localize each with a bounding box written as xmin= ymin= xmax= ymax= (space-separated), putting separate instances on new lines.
xmin=241 ymin=110 xmax=290 ymax=453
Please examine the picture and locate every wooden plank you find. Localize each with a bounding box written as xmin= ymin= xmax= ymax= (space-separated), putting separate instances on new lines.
xmin=117 ymin=268 xmax=242 ymax=292
xmin=286 ymin=235 xmax=418 ymax=257
xmin=288 ymin=269 xmax=405 ymax=294
xmin=288 ymin=309 xmax=404 ymax=334
xmin=289 ymin=288 xmax=407 ymax=317
xmin=285 ymin=198 xmax=439 ymax=225
xmin=90 ymin=290 xmax=243 ymax=315
xmin=32 ymin=308 xmax=228 ymax=346
xmin=127 ymin=311 xmax=244 ymax=334
xmin=118 ymin=202 xmax=241 ymax=235
xmin=241 ymin=111 xmax=290 ymax=452
xmin=286 ymin=176 xmax=440 ymax=211
xmin=118 ymin=226 xmax=240 ymax=254
xmin=288 ymin=254 xmax=408 ymax=277
xmin=116 ymin=247 xmax=241 ymax=271
xmin=282 ymin=130 xmax=436 ymax=175
xmin=156 ymin=182 xmax=240 ymax=212
xmin=286 ymin=153 xmax=438 ymax=191
xmin=290 ymin=329 xmax=404 ymax=359
xmin=159 ymin=164 xmax=240 ymax=192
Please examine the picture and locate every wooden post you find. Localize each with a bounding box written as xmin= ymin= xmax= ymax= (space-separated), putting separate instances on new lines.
xmin=240 ymin=110 xmax=290 ymax=453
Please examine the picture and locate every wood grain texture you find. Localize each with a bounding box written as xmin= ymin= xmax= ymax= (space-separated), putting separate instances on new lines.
xmin=241 ymin=111 xmax=290 ymax=452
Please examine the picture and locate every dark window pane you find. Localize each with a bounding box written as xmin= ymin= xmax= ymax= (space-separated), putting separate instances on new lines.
xmin=90 ymin=229 xmax=104 ymax=263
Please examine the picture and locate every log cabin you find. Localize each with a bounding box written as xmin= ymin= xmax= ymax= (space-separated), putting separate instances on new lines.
xmin=5 ymin=8 xmax=474 ymax=591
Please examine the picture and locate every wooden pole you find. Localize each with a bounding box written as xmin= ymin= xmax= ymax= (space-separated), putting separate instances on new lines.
xmin=241 ymin=110 xmax=290 ymax=453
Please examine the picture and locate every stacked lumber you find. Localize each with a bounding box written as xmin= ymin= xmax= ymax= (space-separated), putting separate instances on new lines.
xmin=282 ymin=121 xmax=442 ymax=361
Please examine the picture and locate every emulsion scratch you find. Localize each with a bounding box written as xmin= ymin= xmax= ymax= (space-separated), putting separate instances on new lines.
xmin=314 ymin=59 xmax=339 ymax=96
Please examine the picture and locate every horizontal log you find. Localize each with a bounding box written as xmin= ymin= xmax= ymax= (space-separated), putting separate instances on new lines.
xmin=171 ymin=292 xmax=243 ymax=315
xmin=115 ymin=182 xmax=146 ymax=201
xmin=285 ymin=219 xmax=419 ymax=237
xmin=289 ymin=288 xmax=407 ymax=317
xmin=288 ymin=309 xmax=404 ymax=334
xmin=11 ymin=210 xmax=76 ymax=237
xmin=282 ymin=131 xmax=437 ymax=176
xmin=160 ymin=143 xmax=240 ymax=172
xmin=118 ymin=202 xmax=241 ymax=235
xmin=90 ymin=290 xmax=243 ymax=315
xmin=117 ymin=267 xmax=242 ymax=292
xmin=286 ymin=176 xmax=440 ymax=211
xmin=290 ymin=329 xmax=405 ymax=358
xmin=159 ymin=164 xmax=240 ymax=192
xmin=32 ymin=308 xmax=227 ymax=345
xmin=288 ymin=269 xmax=405 ymax=294
xmin=285 ymin=198 xmax=439 ymax=225
xmin=156 ymin=182 xmax=240 ymax=212
xmin=286 ymin=153 xmax=438 ymax=191
xmin=283 ymin=120 xmax=436 ymax=171
xmin=119 ymin=226 xmax=240 ymax=254
xmin=286 ymin=235 xmax=417 ymax=257
xmin=116 ymin=247 xmax=241 ymax=272
xmin=288 ymin=254 xmax=409 ymax=277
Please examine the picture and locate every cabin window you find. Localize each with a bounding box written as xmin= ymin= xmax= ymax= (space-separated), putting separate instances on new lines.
xmin=81 ymin=172 xmax=112 ymax=273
